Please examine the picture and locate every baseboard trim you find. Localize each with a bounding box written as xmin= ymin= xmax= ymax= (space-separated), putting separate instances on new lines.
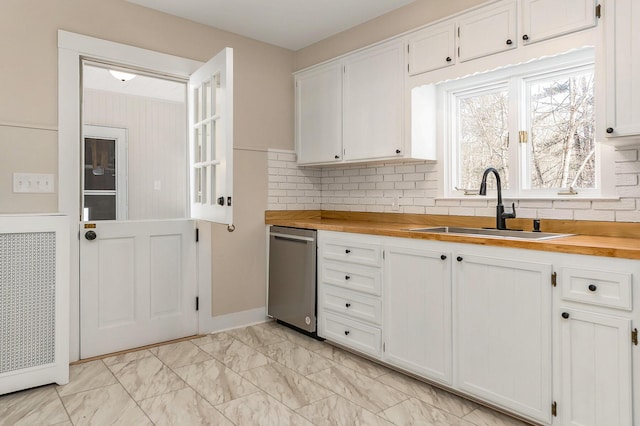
xmin=199 ymin=306 xmax=268 ymax=335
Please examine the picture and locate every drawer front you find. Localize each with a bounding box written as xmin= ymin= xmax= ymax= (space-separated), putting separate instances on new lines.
xmin=320 ymin=312 xmax=382 ymax=358
xmin=320 ymin=262 xmax=382 ymax=296
xmin=321 ymin=240 xmax=381 ymax=267
xmin=560 ymin=267 xmax=632 ymax=311
xmin=321 ymin=285 xmax=382 ymax=325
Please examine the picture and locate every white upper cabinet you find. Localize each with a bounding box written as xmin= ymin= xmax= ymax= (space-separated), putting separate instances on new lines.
xmin=343 ymin=39 xmax=405 ymax=161
xmin=295 ymin=63 xmax=343 ymax=165
xmin=457 ymin=0 xmax=518 ymax=62
xmin=604 ymin=0 xmax=640 ymax=140
xmin=520 ymin=0 xmax=597 ymax=45
xmin=408 ymin=22 xmax=456 ymax=76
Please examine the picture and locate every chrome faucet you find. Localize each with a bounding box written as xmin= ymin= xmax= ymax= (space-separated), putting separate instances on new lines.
xmin=479 ymin=167 xmax=516 ymax=230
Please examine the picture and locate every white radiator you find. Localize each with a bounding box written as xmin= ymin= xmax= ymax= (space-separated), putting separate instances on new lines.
xmin=0 ymin=214 xmax=69 ymax=395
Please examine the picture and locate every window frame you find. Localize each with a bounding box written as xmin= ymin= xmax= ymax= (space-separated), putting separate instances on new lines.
xmin=439 ymin=48 xmax=609 ymax=200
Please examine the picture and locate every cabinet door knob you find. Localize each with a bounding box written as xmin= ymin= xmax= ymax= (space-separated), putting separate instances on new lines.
xmin=395 ymin=149 xmax=401 ymax=154
xmin=446 ymin=56 xmax=452 ymax=62
xmin=562 ymin=312 xmax=570 ymax=319
xmin=456 ymin=256 xmax=463 ymax=262
xmin=345 ymin=249 xmax=351 ymax=254
xmin=588 ymin=284 xmax=597 ymax=292
xmin=606 ymin=127 xmax=614 ymax=134
xmin=440 ymin=254 xmax=447 ymax=260
xmin=344 ymin=330 xmax=350 ymax=336
xmin=506 ymin=39 xmax=513 ymax=45
xmin=334 ymin=154 xmax=340 ymax=159
xmin=522 ymin=34 xmax=529 ymax=41
xmin=345 ymin=275 xmax=351 ymax=280
xmin=345 ymin=303 xmax=351 ymax=308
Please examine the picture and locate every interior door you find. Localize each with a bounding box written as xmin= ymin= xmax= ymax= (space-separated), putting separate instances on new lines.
xmin=80 ymin=220 xmax=196 ymax=358
xmin=79 ymin=48 xmax=233 ymax=358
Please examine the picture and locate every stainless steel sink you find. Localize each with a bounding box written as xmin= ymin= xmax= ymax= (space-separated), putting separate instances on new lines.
xmin=406 ymin=226 xmax=572 ymax=240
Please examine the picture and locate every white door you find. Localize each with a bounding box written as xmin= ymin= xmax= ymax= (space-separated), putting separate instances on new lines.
xmin=384 ymin=244 xmax=452 ymax=384
xmin=559 ymin=308 xmax=632 ymax=426
xmin=454 ymin=253 xmax=552 ymax=424
xmin=79 ymin=48 xmax=233 ymax=359
xmin=80 ymin=220 xmax=196 ymax=358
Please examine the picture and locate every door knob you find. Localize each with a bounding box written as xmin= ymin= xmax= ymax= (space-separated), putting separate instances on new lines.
xmin=85 ymin=230 xmax=97 ymax=240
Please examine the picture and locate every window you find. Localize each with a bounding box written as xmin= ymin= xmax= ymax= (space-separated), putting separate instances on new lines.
xmin=442 ymin=49 xmax=599 ymax=197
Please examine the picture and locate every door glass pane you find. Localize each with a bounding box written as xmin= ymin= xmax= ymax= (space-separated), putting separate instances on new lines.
xmin=204 ymin=80 xmax=212 ymax=118
xmin=84 ymin=195 xmax=116 ymax=221
xmin=457 ymin=88 xmax=510 ymax=189
xmin=528 ymin=70 xmax=595 ymax=189
xmin=84 ymin=138 xmax=116 ymax=190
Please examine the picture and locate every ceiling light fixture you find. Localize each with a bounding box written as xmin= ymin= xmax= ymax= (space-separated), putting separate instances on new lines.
xmin=108 ymin=70 xmax=136 ymax=82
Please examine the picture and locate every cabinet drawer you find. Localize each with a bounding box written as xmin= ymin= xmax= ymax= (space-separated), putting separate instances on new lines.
xmin=321 ymin=240 xmax=381 ymax=267
xmin=320 ymin=312 xmax=382 ymax=358
xmin=560 ymin=267 xmax=632 ymax=311
xmin=320 ymin=262 xmax=382 ymax=296
xmin=321 ymin=285 xmax=382 ymax=325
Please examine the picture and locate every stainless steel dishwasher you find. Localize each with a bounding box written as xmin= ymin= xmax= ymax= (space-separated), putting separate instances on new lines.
xmin=268 ymin=226 xmax=317 ymax=333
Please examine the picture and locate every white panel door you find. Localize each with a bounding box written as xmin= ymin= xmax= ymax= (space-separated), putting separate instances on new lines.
xmin=521 ymin=0 xmax=596 ymax=45
xmin=559 ymin=309 xmax=632 ymax=426
xmin=384 ymin=245 xmax=452 ymax=384
xmin=295 ymin=62 xmax=343 ymax=164
xmin=343 ymin=39 xmax=404 ymax=161
xmin=80 ymin=220 xmax=196 ymax=358
xmin=454 ymin=253 xmax=552 ymax=424
xmin=408 ymin=22 xmax=456 ymax=76
xmin=457 ymin=0 xmax=517 ymax=62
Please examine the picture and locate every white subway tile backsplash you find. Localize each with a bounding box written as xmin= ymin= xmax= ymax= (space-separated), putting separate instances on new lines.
xmin=267 ymin=148 xmax=640 ymax=222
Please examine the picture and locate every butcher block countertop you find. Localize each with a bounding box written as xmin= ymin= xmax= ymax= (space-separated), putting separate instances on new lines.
xmin=265 ymin=210 xmax=640 ymax=260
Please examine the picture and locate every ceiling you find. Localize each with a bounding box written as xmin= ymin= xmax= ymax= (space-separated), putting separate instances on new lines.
xmin=125 ymin=0 xmax=416 ymax=51
xmin=83 ymin=65 xmax=186 ymax=103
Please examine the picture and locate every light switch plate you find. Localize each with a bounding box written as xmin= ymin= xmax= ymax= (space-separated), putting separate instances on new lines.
xmin=13 ymin=173 xmax=55 ymax=193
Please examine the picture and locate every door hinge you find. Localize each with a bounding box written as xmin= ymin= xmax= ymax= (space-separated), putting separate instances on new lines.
xmin=343 ymin=65 xmax=346 ymax=73
xmin=227 ymin=196 xmax=232 ymax=206
xmin=196 ymin=228 xmax=199 ymax=242
xmin=382 ymin=250 xmax=385 ymax=260
xmin=196 ymin=296 xmax=199 ymax=311
xmin=633 ymin=328 xmax=638 ymax=345
xmin=518 ymin=130 xmax=528 ymax=144
xmin=457 ymin=46 xmax=460 ymax=57
xmin=551 ymin=401 xmax=557 ymax=417
xmin=383 ymin=342 xmax=386 ymax=352
xmin=551 ymin=272 xmax=557 ymax=287
xmin=407 ymin=44 xmax=410 ymax=53
xmin=407 ymin=63 xmax=410 ymax=73
xmin=457 ymin=26 xmax=460 ymax=37
xmin=595 ymin=4 xmax=601 ymax=19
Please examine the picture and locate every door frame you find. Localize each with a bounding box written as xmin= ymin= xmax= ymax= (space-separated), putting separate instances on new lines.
xmin=58 ymin=30 xmax=211 ymax=362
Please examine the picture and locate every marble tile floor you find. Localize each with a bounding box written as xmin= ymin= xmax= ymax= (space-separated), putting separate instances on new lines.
xmin=0 ymin=322 xmax=531 ymax=426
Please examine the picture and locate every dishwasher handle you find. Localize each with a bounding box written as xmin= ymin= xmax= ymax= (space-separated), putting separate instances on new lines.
xmin=270 ymin=232 xmax=315 ymax=243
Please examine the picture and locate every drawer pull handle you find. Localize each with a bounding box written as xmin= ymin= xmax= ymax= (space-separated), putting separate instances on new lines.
xmin=345 ymin=249 xmax=351 ymax=254
xmin=344 ymin=330 xmax=350 ymax=336
xmin=562 ymin=312 xmax=570 ymax=319
xmin=345 ymin=275 xmax=351 ymax=280
xmin=588 ymin=284 xmax=597 ymax=292
xmin=345 ymin=303 xmax=351 ymax=308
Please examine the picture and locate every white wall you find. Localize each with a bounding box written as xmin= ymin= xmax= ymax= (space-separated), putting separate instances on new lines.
xmin=268 ymin=147 xmax=640 ymax=222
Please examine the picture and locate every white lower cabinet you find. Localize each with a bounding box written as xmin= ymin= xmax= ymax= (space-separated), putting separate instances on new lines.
xmin=454 ymin=253 xmax=553 ymax=424
xmin=384 ymin=243 xmax=452 ymax=384
xmin=316 ymin=230 xmax=639 ymax=425
xmin=559 ymin=309 xmax=632 ymax=426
